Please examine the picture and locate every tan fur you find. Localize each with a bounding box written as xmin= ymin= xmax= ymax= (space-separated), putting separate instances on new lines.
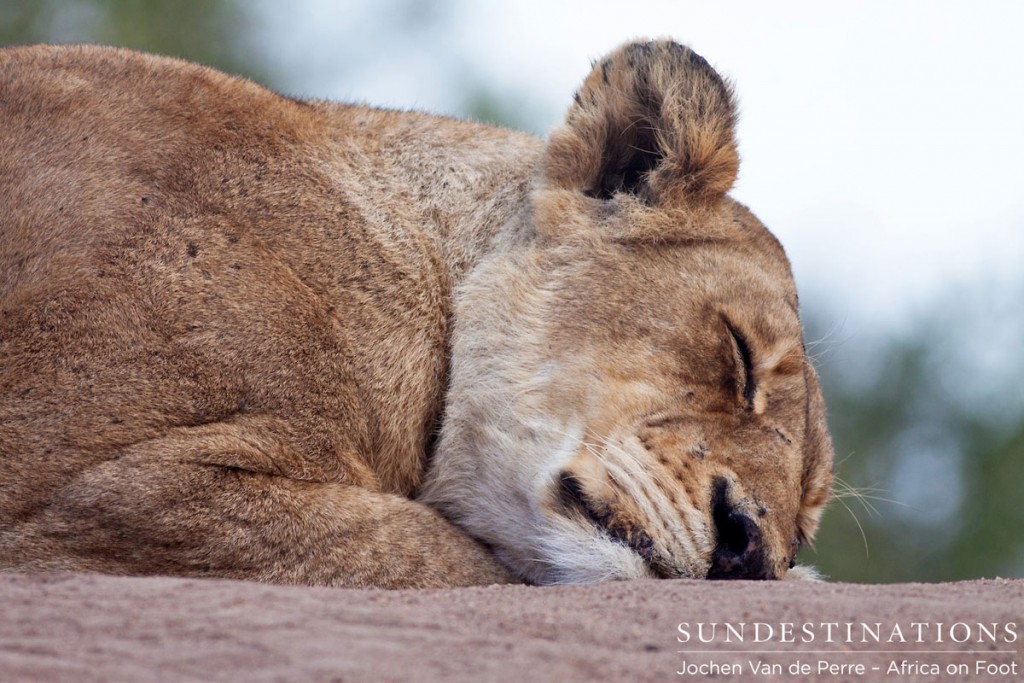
xmin=0 ymin=40 xmax=833 ymax=588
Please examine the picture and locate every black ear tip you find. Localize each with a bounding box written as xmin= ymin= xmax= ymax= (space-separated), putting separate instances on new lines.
xmin=684 ymin=47 xmax=712 ymax=71
xmin=624 ymin=40 xmax=655 ymax=65
xmin=620 ymin=39 xmax=715 ymax=76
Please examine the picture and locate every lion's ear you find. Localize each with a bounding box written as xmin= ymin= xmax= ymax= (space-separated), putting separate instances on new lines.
xmin=797 ymin=363 xmax=835 ymax=546
xmin=541 ymin=39 xmax=739 ymax=207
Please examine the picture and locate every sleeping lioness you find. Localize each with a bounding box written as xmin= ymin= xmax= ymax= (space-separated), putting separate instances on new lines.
xmin=0 ymin=39 xmax=833 ymax=587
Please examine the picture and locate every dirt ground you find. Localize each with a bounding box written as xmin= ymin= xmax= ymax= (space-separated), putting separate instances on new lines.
xmin=0 ymin=572 xmax=1020 ymax=682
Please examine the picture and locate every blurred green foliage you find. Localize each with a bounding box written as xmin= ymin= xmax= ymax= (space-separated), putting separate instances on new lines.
xmin=2 ymin=1 xmax=1020 ymax=583
xmin=800 ymin=296 xmax=1024 ymax=582
xmin=0 ymin=0 xmax=273 ymax=83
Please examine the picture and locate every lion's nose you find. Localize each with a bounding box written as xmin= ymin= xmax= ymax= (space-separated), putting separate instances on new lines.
xmin=707 ymin=478 xmax=769 ymax=580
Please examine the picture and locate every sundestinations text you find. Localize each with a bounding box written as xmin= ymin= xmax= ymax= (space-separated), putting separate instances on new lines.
xmin=677 ymin=621 xmax=1018 ymax=644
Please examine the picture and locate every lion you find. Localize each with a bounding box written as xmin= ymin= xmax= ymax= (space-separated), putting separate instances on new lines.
xmin=0 ymin=39 xmax=833 ymax=588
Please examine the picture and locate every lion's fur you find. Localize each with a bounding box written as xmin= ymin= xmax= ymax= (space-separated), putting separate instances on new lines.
xmin=0 ymin=40 xmax=833 ymax=587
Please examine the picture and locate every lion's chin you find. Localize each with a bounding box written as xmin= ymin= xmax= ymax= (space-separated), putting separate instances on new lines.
xmin=492 ymin=516 xmax=707 ymax=585
xmin=783 ymin=565 xmax=824 ymax=582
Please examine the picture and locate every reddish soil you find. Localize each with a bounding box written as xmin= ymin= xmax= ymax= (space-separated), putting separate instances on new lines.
xmin=0 ymin=573 xmax=1020 ymax=682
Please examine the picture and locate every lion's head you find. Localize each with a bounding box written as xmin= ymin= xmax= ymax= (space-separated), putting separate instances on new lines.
xmin=420 ymin=39 xmax=834 ymax=584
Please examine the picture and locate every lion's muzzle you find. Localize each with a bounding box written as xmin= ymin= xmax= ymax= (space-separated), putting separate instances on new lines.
xmin=707 ymin=477 xmax=772 ymax=580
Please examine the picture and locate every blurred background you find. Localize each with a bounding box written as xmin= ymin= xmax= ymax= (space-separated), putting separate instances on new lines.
xmin=3 ymin=0 xmax=1021 ymax=583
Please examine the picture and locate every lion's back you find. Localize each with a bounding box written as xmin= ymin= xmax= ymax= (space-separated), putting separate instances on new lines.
xmin=1 ymin=45 xmax=319 ymax=296
xmin=0 ymin=46 xmax=533 ymax=520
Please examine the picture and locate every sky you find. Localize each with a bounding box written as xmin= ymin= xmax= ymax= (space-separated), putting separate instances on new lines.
xmin=258 ymin=0 xmax=1024 ymax=339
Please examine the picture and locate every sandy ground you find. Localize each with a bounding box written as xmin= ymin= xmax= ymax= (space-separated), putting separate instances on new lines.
xmin=0 ymin=573 xmax=1020 ymax=682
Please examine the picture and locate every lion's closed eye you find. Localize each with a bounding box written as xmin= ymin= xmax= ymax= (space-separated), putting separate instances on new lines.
xmin=722 ymin=314 xmax=757 ymax=411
